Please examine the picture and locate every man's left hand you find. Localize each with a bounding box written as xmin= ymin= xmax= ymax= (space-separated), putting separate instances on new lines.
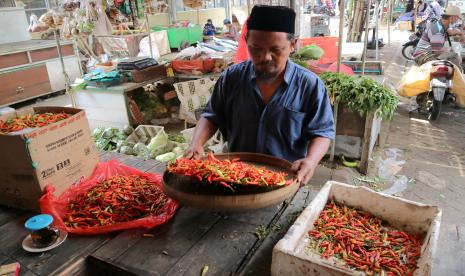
xmin=291 ymin=158 xmax=317 ymax=186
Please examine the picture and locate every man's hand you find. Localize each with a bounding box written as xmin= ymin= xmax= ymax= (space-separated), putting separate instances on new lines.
xmin=291 ymin=158 xmax=317 ymax=186
xmin=184 ymin=144 xmax=204 ymax=159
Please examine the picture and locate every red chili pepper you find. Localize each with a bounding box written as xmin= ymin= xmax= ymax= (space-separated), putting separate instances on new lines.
xmin=64 ymin=175 xmax=169 ymax=229
xmin=0 ymin=112 xmax=70 ymax=134
xmin=167 ymin=152 xmax=290 ymax=188
xmin=307 ymin=200 xmax=423 ymax=275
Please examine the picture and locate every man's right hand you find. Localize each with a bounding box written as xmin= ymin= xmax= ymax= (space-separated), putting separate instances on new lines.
xmin=184 ymin=117 xmax=218 ymax=159
xmin=184 ymin=144 xmax=204 ymax=159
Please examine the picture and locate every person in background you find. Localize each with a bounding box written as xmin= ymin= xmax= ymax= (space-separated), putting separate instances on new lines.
xmin=417 ymin=0 xmax=428 ymax=17
xmin=223 ymin=18 xmax=239 ymax=41
xmin=426 ymin=0 xmax=443 ymax=20
xmin=232 ymin=14 xmax=242 ymax=32
xmin=203 ymin=19 xmax=216 ymax=36
xmin=413 ymin=5 xmax=465 ymax=67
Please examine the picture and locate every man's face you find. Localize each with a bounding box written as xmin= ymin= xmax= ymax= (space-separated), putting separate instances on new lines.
xmin=246 ymin=30 xmax=295 ymax=82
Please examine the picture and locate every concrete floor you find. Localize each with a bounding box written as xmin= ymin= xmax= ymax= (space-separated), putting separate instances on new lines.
xmin=378 ymin=45 xmax=465 ymax=274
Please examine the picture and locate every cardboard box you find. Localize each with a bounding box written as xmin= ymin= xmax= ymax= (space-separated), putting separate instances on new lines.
xmin=0 ymin=106 xmax=99 ymax=211
xmin=397 ymin=21 xmax=413 ymax=31
xmin=272 ymin=181 xmax=442 ymax=276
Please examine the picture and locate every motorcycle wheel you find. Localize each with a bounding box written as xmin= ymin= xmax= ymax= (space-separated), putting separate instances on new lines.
xmin=429 ymin=100 xmax=442 ymax=121
xmin=402 ymin=44 xmax=415 ymax=61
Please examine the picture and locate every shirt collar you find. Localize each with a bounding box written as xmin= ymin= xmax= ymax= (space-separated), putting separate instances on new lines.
xmin=249 ymin=60 xmax=295 ymax=85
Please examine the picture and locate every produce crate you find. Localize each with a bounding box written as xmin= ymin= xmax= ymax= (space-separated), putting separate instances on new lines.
xmin=130 ymin=64 xmax=167 ymax=83
xmin=332 ymin=102 xmax=382 ymax=173
xmin=272 ymin=181 xmax=442 ymax=276
xmin=125 ymin=125 xmax=164 ymax=145
xmin=397 ymin=21 xmax=413 ymax=31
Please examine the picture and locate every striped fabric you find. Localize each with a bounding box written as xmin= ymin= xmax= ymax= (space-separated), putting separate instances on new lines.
xmin=413 ymin=21 xmax=447 ymax=58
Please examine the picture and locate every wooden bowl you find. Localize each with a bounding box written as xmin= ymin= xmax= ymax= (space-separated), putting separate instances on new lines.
xmin=162 ymin=152 xmax=299 ymax=212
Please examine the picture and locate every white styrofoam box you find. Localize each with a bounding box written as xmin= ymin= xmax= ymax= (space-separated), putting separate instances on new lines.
xmin=81 ymin=106 xmax=130 ymax=125
xmin=75 ymin=89 xmax=130 ymax=125
xmin=75 ymin=89 xmax=126 ymax=109
xmin=272 ymin=181 xmax=442 ymax=276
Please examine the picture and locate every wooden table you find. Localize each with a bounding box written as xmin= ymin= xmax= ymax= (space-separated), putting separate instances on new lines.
xmin=0 ymin=152 xmax=324 ymax=275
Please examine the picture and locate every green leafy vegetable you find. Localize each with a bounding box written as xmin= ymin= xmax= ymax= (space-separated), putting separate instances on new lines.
xmin=320 ymin=72 xmax=399 ymax=120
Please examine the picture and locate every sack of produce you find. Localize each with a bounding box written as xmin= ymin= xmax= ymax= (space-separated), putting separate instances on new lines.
xmin=39 ymin=160 xmax=179 ymax=235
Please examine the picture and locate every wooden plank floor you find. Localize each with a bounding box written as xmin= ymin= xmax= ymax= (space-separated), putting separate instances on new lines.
xmin=0 ymin=152 xmax=324 ymax=275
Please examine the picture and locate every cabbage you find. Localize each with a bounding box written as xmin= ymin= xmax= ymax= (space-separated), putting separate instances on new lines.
xmin=149 ymin=142 xmax=174 ymax=159
xmin=133 ymin=142 xmax=148 ymax=155
xmin=103 ymin=127 xmax=120 ymax=139
xmin=122 ymin=125 xmax=134 ymax=136
xmin=298 ymin=44 xmax=324 ymax=60
xmin=92 ymin=127 xmax=105 ymax=139
xmin=120 ymin=145 xmax=134 ymax=155
xmin=95 ymin=139 xmax=109 ymax=150
xmin=156 ymin=152 xmax=176 ymax=163
xmin=172 ymin=146 xmax=184 ymax=157
xmin=147 ymin=129 xmax=169 ymax=151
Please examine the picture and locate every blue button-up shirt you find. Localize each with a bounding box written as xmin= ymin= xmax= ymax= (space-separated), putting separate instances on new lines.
xmin=202 ymin=60 xmax=335 ymax=162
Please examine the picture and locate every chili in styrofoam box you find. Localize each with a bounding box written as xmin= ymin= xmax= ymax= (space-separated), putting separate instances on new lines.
xmin=271 ymin=181 xmax=441 ymax=276
xmin=0 ymin=106 xmax=99 ymax=211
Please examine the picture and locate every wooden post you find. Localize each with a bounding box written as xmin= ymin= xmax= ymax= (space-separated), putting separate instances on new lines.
xmin=387 ymin=0 xmax=391 ymax=46
xmin=359 ymin=112 xmax=374 ymax=174
xmin=144 ymin=12 xmax=154 ymax=59
xmin=336 ymin=0 xmax=344 ymax=72
xmin=169 ymin=0 xmax=177 ymax=23
xmin=374 ymin=0 xmax=379 ymax=60
xmin=54 ymin=29 xmax=76 ymax=108
xmin=361 ymin=0 xmax=372 ymax=75
xmin=330 ymin=0 xmax=345 ymax=163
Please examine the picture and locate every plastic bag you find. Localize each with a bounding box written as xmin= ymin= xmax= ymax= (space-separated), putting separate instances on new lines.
xmin=61 ymin=17 xmax=73 ymax=40
xmin=86 ymin=1 xmax=99 ymax=21
xmin=138 ymin=36 xmax=161 ymax=60
xmin=39 ymin=160 xmax=179 ymax=235
xmin=93 ymin=9 xmax=113 ymax=36
xmin=175 ymin=46 xmax=215 ymax=60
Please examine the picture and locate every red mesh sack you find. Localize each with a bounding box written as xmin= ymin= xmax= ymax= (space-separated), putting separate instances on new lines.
xmin=39 ymin=160 xmax=179 ymax=235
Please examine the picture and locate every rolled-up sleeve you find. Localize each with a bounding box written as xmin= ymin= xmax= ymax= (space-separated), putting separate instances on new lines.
xmin=201 ymin=74 xmax=227 ymax=127
xmin=302 ymin=79 xmax=335 ymax=140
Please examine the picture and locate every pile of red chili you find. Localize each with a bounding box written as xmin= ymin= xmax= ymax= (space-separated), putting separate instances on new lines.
xmin=0 ymin=112 xmax=70 ymax=134
xmin=167 ymin=152 xmax=290 ymax=189
xmin=64 ymin=175 xmax=169 ymax=228
xmin=308 ymin=200 xmax=423 ymax=276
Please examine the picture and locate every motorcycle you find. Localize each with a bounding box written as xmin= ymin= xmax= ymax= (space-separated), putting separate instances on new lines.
xmin=402 ymin=19 xmax=431 ymax=60
xmin=416 ymin=60 xmax=455 ymax=120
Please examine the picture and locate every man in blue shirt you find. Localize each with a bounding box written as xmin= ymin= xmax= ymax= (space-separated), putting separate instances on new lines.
xmin=185 ymin=5 xmax=335 ymax=185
